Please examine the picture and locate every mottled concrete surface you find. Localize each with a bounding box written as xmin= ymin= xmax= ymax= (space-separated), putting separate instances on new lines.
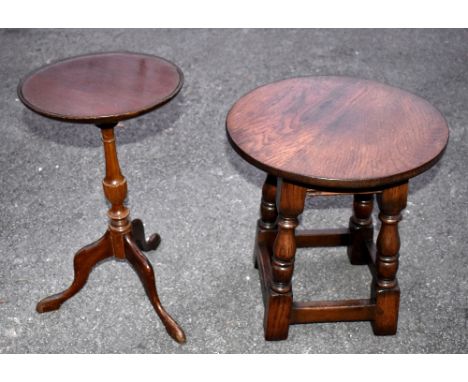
xmin=0 ymin=29 xmax=467 ymax=353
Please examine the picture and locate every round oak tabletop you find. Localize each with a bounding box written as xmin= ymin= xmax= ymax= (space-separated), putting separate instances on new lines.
xmin=226 ymin=76 xmax=449 ymax=189
xmin=18 ymin=52 xmax=183 ymax=124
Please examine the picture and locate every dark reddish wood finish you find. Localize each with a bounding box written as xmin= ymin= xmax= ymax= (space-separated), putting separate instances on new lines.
xmin=253 ymin=174 xmax=278 ymax=269
xmin=131 ymin=218 xmax=161 ymax=252
xmin=36 ymin=232 xmax=112 ymax=313
xmin=19 ymin=53 xmax=186 ymax=344
xmin=18 ymin=52 xmax=183 ymax=124
xmin=124 ymin=234 xmax=185 ymax=343
xmin=291 ymin=299 xmax=375 ymax=324
xmin=229 ymin=77 xmax=449 ymax=341
xmin=266 ymin=179 xmax=306 ymax=340
xmin=372 ymin=182 xmax=408 ymax=335
xmin=227 ymin=76 xmax=449 ymax=189
xmin=35 ymin=126 xmax=186 ymax=343
xmin=347 ymin=193 xmax=374 ymax=265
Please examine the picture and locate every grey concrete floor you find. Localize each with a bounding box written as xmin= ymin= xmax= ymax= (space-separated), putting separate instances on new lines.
xmin=0 ymin=29 xmax=467 ymax=353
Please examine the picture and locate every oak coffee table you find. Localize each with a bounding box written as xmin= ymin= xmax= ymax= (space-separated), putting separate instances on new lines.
xmin=18 ymin=52 xmax=186 ymax=343
xmin=226 ymin=76 xmax=449 ymax=341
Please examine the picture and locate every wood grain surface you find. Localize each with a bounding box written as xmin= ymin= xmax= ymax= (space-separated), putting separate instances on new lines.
xmin=18 ymin=52 xmax=183 ymax=124
xmin=226 ymin=76 xmax=449 ymax=189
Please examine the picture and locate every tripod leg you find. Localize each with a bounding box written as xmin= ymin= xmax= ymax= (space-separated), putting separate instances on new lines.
xmin=37 ymin=231 xmax=112 ymax=313
xmin=124 ymin=235 xmax=186 ymax=344
xmin=131 ymin=219 xmax=161 ymax=252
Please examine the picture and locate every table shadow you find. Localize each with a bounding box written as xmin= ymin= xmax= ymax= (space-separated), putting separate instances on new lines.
xmin=20 ymin=93 xmax=185 ymax=148
xmin=224 ymin=137 xmax=443 ymax=211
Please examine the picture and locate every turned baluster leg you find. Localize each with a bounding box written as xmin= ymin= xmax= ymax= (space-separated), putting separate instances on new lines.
xmin=260 ymin=174 xmax=279 ymax=231
xmin=254 ymin=174 xmax=278 ymax=268
xmin=347 ymin=193 xmax=374 ymax=265
xmin=264 ymin=178 xmax=306 ymax=340
xmin=372 ymin=182 xmax=408 ymax=335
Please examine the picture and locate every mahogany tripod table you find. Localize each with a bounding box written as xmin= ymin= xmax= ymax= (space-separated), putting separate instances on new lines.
xmin=226 ymin=76 xmax=449 ymax=341
xmin=18 ymin=52 xmax=186 ymax=343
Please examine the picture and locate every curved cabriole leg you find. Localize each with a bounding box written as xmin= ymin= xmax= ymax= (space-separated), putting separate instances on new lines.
xmin=36 ymin=231 xmax=112 ymax=313
xmin=347 ymin=193 xmax=374 ymax=265
xmin=265 ymin=179 xmax=306 ymax=340
xmin=254 ymin=174 xmax=278 ymax=268
xmin=131 ymin=219 xmax=161 ymax=252
xmin=372 ymin=182 xmax=408 ymax=335
xmin=124 ymin=235 xmax=186 ymax=344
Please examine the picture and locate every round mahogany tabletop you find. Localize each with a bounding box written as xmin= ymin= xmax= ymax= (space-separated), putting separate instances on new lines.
xmin=226 ymin=76 xmax=449 ymax=189
xmin=18 ymin=52 xmax=183 ymax=124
